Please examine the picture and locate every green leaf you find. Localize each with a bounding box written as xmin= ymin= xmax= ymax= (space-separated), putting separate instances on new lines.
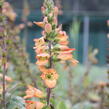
xmin=7 ymin=96 xmax=26 ymax=109
xmin=72 ymin=102 xmax=93 ymax=109
xmin=42 ymin=106 xmax=51 ymax=109
xmin=56 ymin=101 xmax=67 ymax=109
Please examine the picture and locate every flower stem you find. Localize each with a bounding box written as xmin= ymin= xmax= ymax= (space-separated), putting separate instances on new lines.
xmin=2 ymin=36 xmax=7 ymax=109
xmin=47 ymin=88 xmax=51 ymax=106
xmin=2 ymin=62 xmax=6 ymax=109
xmin=100 ymin=86 xmax=104 ymax=109
xmin=47 ymin=41 xmax=52 ymax=106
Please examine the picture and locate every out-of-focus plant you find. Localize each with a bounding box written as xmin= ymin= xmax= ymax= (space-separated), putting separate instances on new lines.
xmin=24 ymin=0 xmax=78 ymax=109
xmin=1 ymin=1 xmax=37 ymax=87
xmin=69 ymin=19 xmax=80 ymax=59
xmin=0 ymin=0 xmax=11 ymax=108
xmin=0 ymin=1 xmax=38 ymax=109
xmin=21 ymin=0 xmax=33 ymax=46
xmin=82 ymin=48 xmax=99 ymax=87
xmin=61 ymin=19 xmax=80 ymax=105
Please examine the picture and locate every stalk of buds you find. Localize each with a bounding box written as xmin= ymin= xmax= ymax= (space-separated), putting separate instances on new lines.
xmin=24 ymin=0 xmax=78 ymax=108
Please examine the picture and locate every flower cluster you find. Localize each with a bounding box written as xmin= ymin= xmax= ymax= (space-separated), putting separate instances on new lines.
xmin=33 ymin=0 xmax=78 ymax=88
xmin=24 ymin=0 xmax=78 ymax=108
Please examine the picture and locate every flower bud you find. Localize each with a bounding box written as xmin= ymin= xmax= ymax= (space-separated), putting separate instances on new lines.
xmin=54 ymin=6 xmax=59 ymax=16
xmin=41 ymin=6 xmax=45 ymax=14
xmin=45 ymin=23 xmax=52 ymax=33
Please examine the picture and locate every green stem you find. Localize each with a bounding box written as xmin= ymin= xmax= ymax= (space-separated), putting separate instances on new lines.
xmin=2 ymin=62 xmax=6 ymax=109
xmin=2 ymin=36 xmax=7 ymax=109
xmin=47 ymin=41 xmax=52 ymax=106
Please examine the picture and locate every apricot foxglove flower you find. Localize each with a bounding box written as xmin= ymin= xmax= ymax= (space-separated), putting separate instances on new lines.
xmin=40 ymin=68 xmax=58 ymax=80
xmin=33 ymin=37 xmax=45 ymax=49
xmin=34 ymin=22 xmax=44 ymax=28
xmin=35 ymin=45 xmax=48 ymax=54
xmin=36 ymin=53 xmax=50 ymax=66
xmin=25 ymin=100 xmax=45 ymax=109
xmin=40 ymin=68 xmax=58 ymax=88
xmin=24 ymin=85 xmax=44 ymax=99
xmin=44 ymin=79 xmax=57 ymax=89
xmin=57 ymin=53 xmax=72 ymax=61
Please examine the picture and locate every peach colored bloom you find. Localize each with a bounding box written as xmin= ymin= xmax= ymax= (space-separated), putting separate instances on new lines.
xmin=34 ymin=22 xmax=44 ymax=28
xmin=37 ymin=53 xmax=50 ymax=59
xmin=38 ymin=66 xmax=47 ymax=72
xmin=59 ymin=40 xmax=69 ymax=45
xmin=56 ymin=31 xmax=69 ymax=45
xmin=59 ymin=48 xmax=75 ymax=54
xmin=58 ymin=45 xmax=75 ymax=53
xmin=44 ymin=79 xmax=57 ymax=88
xmin=40 ymin=68 xmax=58 ymax=88
xmin=44 ymin=23 xmax=52 ymax=33
xmin=35 ymin=45 xmax=48 ymax=54
xmin=58 ymin=53 xmax=72 ymax=61
xmin=36 ymin=53 xmax=50 ymax=65
xmin=33 ymin=37 xmax=45 ymax=49
xmin=25 ymin=100 xmax=45 ymax=109
xmin=24 ymin=85 xmax=44 ymax=99
xmin=57 ymin=31 xmax=68 ymax=39
xmin=40 ymin=68 xmax=58 ymax=80
xmin=36 ymin=59 xmax=49 ymax=66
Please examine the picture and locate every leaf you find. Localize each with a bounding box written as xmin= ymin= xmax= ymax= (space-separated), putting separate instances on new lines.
xmin=83 ymin=75 xmax=90 ymax=88
xmin=7 ymin=96 xmax=26 ymax=109
xmin=56 ymin=101 xmax=67 ymax=109
xmin=42 ymin=106 xmax=51 ymax=109
xmin=72 ymin=102 xmax=93 ymax=109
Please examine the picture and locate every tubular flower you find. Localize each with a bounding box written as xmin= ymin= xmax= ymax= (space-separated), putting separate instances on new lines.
xmin=24 ymin=85 xmax=44 ymax=99
xmin=36 ymin=53 xmax=50 ymax=66
xmin=25 ymin=101 xmax=45 ymax=109
xmin=33 ymin=37 xmax=45 ymax=49
xmin=44 ymin=79 xmax=57 ymax=89
xmin=40 ymin=68 xmax=58 ymax=80
xmin=34 ymin=22 xmax=44 ymax=28
xmin=35 ymin=45 xmax=48 ymax=54
xmin=40 ymin=68 xmax=58 ymax=88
